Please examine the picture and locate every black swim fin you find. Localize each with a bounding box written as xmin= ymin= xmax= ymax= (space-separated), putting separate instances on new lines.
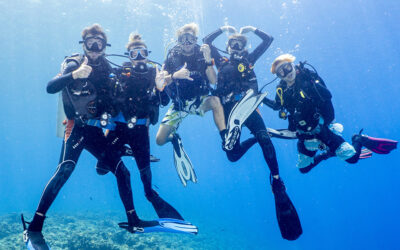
xmin=271 ymin=177 xmax=302 ymax=241
xmin=119 ymin=218 xmax=198 ymax=235
xmin=21 ymin=214 xmax=50 ymax=250
xmin=352 ymin=130 xmax=398 ymax=154
xmin=147 ymin=192 xmax=184 ymax=220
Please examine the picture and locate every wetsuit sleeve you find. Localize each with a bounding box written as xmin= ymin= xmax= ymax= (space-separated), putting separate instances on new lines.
xmin=203 ymin=29 xmax=224 ymax=69
xmin=263 ymin=96 xmax=281 ymax=110
xmin=46 ymin=61 xmax=79 ymax=94
xmin=263 ymin=82 xmax=284 ymax=110
xmin=248 ymin=29 xmax=273 ymax=64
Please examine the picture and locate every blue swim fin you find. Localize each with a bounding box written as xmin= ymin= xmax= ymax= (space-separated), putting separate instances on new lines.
xmin=119 ymin=218 xmax=198 ymax=235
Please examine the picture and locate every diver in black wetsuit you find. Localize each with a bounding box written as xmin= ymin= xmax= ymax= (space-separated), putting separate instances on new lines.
xmin=155 ymin=23 xmax=226 ymax=186
xmin=23 ymin=24 xmax=138 ymax=249
xmin=156 ymin=23 xmax=225 ymax=143
xmin=204 ymin=26 xmax=302 ymax=241
xmin=99 ymin=34 xmax=187 ymax=231
xmin=264 ymin=54 xmax=398 ymax=174
xmin=203 ymin=25 xmax=280 ymax=175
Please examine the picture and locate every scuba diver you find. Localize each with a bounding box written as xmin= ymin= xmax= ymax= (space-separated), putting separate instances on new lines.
xmin=99 ymin=33 xmax=197 ymax=234
xmin=204 ymin=26 xmax=302 ymax=241
xmin=21 ymin=24 xmax=138 ymax=250
xmin=155 ymin=23 xmax=226 ymax=186
xmin=264 ymin=53 xmax=398 ymax=173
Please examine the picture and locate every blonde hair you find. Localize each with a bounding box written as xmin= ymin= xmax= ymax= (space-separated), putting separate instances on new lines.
xmin=81 ymin=23 xmax=107 ymax=41
xmin=176 ymin=23 xmax=199 ymax=38
xmin=271 ymin=54 xmax=296 ymax=74
xmin=126 ymin=33 xmax=147 ymax=50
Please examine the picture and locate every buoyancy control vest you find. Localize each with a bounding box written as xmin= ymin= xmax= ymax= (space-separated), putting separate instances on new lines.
xmin=164 ymin=44 xmax=210 ymax=105
xmin=114 ymin=62 xmax=162 ymax=125
xmin=216 ymin=54 xmax=258 ymax=103
xmin=60 ymin=54 xmax=116 ymax=123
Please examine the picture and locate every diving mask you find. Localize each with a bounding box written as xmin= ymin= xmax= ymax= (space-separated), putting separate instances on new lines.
xmin=276 ymin=62 xmax=295 ymax=79
xmin=228 ymin=38 xmax=245 ymax=51
xmin=127 ymin=47 xmax=149 ymax=60
xmin=80 ymin=36 xmax=110 ymax=52
xmin=178 ymin=33 xmax=197 ymax=45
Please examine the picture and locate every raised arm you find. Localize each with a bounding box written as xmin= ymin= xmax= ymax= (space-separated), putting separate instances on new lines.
xmin=46 ymin=61 xmax=79 ymax=94
xmin=240 ymin=26 xmax=273 ymax=64
xmin=203 ymin=26 xmax=236 ymax=69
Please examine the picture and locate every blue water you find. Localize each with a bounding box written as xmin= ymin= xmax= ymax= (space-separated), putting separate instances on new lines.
xmin=1 ymin=0 xmax=400 ymax=249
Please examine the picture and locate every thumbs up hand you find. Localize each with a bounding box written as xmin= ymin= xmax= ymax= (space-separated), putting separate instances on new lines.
xmin=72 ymin=56 xmax=92 ymax=79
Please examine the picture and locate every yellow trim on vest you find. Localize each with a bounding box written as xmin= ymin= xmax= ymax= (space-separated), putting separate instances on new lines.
xmin=238 ymin=63 xmax=245 ymax=72
xmin=276 ymin=87 xmax=284 ymax=106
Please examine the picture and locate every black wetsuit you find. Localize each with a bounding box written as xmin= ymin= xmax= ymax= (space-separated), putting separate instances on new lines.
xmin=203 ymin=29 xmax=280 ymax=176
xmin=263 ymin=66 xmax=362 ymax=167
xmin=100 ymin=63 xmax=183 ymax=222
xmin=28 ymin=55 xmax=136 ymax=232
xmin=163 ymin=44 xmax=210 ymax=110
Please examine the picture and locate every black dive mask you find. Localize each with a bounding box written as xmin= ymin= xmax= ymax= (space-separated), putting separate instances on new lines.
xmin=276 ymin=62 xmax=294 ymax=78
xmin=80 ymin=36 xmax=110 ymax=52
xmin=178 ymin=33 xmax=197 ymax=45
xmin=228 ymin=38 xmax=245 ymax=51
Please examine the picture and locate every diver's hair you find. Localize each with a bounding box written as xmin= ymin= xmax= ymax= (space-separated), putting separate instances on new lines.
xmin=126 ymin=33 xmax=147 ymax=50
xmin=81 ymin=23 xmax=107 ymax=42
xmin=228 ymin=34 xmax=248 ymax=46
xmin=271 ymin=54 xmax=296 ymax=74
xmin=176 ymin=23 xmax=199 ymax=38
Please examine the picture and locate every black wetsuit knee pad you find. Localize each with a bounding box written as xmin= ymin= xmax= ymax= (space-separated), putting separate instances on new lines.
xmin=226 ymin=152 xmax=240 ymax=162
xmin=48 ymin=161 xmax=76 ymax=193
xmin=255 ymin=130 xmax=275 ymax=156
xmin=59 ymin=161 xmax=76 ymax=178
xmin=345 ymin=154 xmax=359 ymax=164
xmin=115 ymin=163 xmax=130 ymax=177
